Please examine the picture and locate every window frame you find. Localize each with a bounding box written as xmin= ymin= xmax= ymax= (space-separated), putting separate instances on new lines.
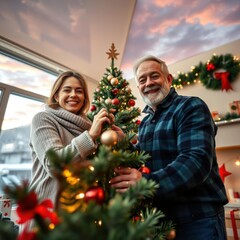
xmin=0 ymin=36 xmax=70 ymax=131
xmin=0 ymin=82 xmax=48 ymax=132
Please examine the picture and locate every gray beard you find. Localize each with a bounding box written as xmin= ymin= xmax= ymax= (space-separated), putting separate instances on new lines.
xmin=141 ymin=87 xmax=169 ymax=110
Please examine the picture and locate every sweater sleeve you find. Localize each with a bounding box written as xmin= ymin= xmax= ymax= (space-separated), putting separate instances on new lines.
xmin=30 ymin=112 xmax=97 ymax=177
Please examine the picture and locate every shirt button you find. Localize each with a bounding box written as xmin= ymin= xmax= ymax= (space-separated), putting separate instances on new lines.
xmin=152 ymin=119 xmax=156 ymax=123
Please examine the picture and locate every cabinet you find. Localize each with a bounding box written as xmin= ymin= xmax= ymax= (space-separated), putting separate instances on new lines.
xmin=216 ymin=144 xmax=240 ymax=240
xmin=215 ymin=119 xmax=240 ymax=148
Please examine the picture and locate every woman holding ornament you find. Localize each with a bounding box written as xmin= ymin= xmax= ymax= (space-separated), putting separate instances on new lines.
xmin=29 ymin=71 xmax=123 ymax=210
xmin=110 ymin=56 xmax=228 ymax=240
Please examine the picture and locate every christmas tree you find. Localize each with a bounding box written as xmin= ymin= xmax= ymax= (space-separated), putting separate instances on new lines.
xmin=1 ymin=44 xmax=175 ymax=240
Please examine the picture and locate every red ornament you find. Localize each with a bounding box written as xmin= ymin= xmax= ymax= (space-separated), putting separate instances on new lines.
xmin=206 ymin=63 xmax=215 ymax=71
xmin=128 ymin=99 xmax=135 ymax=107
xmin=136 ymin=120 xmax=141 ymax=125
xmin=84 ymin=186 xmax=105 ymax=204
xmin=219 ymin=163 xmax=232 ymax=183
xmin=131 ymin=139 xmax=138 ymax=144
xmin=112 ymin=88 xmax=119 ymax=95
xmin=132 ymin=215 xmax=141 ymax=222
xmin=90 ymin=105 xmax=96 ymax=111
xmin=139 ymin=166 xmax=150 ymax=174
xmin=112 ymin=98 xmax=120 ymax=105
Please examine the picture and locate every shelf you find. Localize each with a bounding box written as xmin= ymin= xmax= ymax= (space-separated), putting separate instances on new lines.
xmin=216 ymin=145 xmax=240 ymax=151
xmin=215 ymin=118 xmax=240 ymax=126
xmin=225 ymin=202 xmax=240 ymax=208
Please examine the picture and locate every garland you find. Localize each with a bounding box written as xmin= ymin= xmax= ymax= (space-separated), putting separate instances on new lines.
xmin=172 ymin=53 xmax=240 ymax=91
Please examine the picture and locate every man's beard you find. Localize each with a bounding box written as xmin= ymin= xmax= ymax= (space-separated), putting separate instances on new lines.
xmin=141 ymin=83 xmax=170 ymax=109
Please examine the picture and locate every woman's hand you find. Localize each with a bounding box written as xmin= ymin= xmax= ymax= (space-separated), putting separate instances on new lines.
xmin=88 ymin=108 xmax=115 ymax=141
xmin=111 ymin=124 xmax=125 ymax=141
xmin=110 ymin=167 xmax=142 ymax=193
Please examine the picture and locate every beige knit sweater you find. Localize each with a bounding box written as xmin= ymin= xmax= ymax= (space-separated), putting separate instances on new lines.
xmin=29 ymin=105 xmax=97 ymax=207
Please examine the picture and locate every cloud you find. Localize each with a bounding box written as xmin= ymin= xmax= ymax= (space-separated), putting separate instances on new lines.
xmin=121 ymin=0 xmax=240 ymax=79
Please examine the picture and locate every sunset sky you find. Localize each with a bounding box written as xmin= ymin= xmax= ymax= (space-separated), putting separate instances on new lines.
xmin=121 ymin=0 xmax=240 ymax=78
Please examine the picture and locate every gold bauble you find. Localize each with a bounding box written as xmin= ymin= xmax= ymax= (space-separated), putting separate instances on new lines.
xmin=105 ymin=98 xmax=112 ymax=105
xmin=100 ymin=129 xmax=118 ymax=146
xmin=107 ymin=75 xmax=113 ymax=80
xmin=110 ymin=77 xmax=119 ymax=85
xmin=166 ymin=230 xmax=176 ymax=240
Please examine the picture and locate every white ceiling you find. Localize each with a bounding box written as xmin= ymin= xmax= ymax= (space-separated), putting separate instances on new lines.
xmin=0 ymin=0 xmax=136 ymax=82
xmin=0 ymin=0 xmax=240 ymax=82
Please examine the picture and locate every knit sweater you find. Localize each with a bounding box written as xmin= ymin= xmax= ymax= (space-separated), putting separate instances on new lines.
xmin=29 ymin=105 xmax=97 ymax=206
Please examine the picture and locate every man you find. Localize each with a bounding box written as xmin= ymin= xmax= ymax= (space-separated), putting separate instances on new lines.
xmin=110 ymin=55 xmax=228 ymax=240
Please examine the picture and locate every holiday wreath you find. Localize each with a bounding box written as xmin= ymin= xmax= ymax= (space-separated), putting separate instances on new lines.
xmin=172 ymin=53 xmax=240 ymax=91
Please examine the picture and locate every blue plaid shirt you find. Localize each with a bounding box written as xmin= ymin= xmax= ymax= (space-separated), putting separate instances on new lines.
xmin=137 ymin=88 xmax=228 ymax=223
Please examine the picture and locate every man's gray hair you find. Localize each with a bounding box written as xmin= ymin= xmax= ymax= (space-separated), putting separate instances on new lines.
xmin=133 ymin=55 xmax=170 ymax=82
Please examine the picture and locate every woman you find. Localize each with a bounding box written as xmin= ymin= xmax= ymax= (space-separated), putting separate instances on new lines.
xmin=29 ymin=71 xmax=122 ymax=207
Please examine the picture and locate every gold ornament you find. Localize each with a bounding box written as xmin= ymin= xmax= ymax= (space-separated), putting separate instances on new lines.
xmin=107 ymin=75 xmax=113 ymax=80
xmin=105 ymin=98 xmax=112 ymax=105
xmin=100 ymin=129 xmax=118 ymax=146
xmin=110 ymin=77 xmax=119 ymax=85
xmin=166 ymin=230 xmax=176 ymax=240
xmin=125 ymin=87 xmax=131 ymax=93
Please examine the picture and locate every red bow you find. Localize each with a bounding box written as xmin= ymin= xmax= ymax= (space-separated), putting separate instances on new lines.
xmin=16 ymin=191 xmax=59 ymax=225
xmin=214 ymin=71 xmax=232 ymax=91
xmin=17 ymin=228 xmax=38 ymax=240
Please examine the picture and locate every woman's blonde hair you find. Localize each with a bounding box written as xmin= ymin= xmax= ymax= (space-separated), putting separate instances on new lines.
xmin=47 ymin=71 xmax=90 ymax=114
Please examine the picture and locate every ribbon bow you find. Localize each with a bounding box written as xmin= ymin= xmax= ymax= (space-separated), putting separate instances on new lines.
xmin=214 ymin=71 xmax=232 ymax=91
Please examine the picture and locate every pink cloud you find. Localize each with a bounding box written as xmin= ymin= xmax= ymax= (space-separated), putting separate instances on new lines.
xmin=153 ymin=0 xmax=184 ymax=7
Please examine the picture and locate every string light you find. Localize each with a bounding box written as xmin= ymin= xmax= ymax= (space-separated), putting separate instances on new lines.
xmin=49 ymin=223 xmax=56 ymax=230
xmin=76 ymin=192 xmax=85 ymax=199
xmin=235 ymin=159 xmax=240 ymax=167
xmin=89 ymin=165 xmax=95 ymax=171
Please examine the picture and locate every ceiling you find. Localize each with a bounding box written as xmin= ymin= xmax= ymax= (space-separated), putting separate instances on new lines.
xmin=0 ymin=0 xmax=240 ymax=82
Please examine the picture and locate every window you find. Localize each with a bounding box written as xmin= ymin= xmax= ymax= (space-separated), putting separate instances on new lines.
xmin=0 ymin=52 xmax=61 ymax=195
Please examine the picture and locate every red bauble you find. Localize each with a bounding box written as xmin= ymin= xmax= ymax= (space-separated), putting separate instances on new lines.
xmin=112 ymin=98 xmax=120 ymax=105
xmin=132 ymin=215 xmax=141 ymax=222
xmin=128 ymin=99 xmax=135 ymax=107
xmin=139 ymin=166 xmax=150 ymax=174
xmin=206 ymin=63 xmax=215 ymax=71
xmin=112 ymin=88 xmax=119 ymax=95
xmin=131 ymin=139 xmax=138 ymax=144
xmin=84 ymin=186 xmax=105 ymax=204
xmin=136 ymin=119 xmax=141 ymax=125
xmin=90 ymin=105 xmax=96 ymax=111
